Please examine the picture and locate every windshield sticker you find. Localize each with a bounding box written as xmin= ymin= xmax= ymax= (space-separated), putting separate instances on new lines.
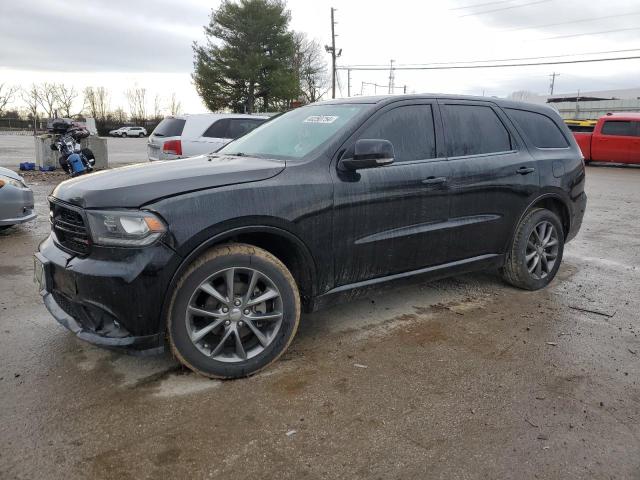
xmin=303 ymin=115 xmax=338 ymax=124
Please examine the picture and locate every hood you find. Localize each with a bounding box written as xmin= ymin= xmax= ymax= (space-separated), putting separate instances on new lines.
xmin=0 ymin=167 xmax=24 ymax=182
xmin=51 ymin=154 xmax=285 ymax=209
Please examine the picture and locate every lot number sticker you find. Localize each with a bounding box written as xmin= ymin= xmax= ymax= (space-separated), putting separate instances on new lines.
xmin=304 ymin=115 xmax=338 ymax=124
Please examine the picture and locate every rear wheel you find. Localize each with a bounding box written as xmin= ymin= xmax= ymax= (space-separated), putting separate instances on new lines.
xmin=501 ymin=208 xmax=564 ymax=290
xmin=168 ymin=244 xmax=301 ymax=379
xmin=139 ymin=133 xmax=144 ymax=138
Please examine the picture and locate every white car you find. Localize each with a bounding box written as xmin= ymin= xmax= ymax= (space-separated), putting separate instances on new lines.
xmin=147 ymin=114 xmax=268 ymax=161
xmin=109 ymin=126 xmax=147 ymax=138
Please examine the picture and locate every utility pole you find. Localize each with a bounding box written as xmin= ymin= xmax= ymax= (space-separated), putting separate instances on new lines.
xmin=549 ymin=72 xmax=560 ymax=95
xmin=347 ymin=69 xmax=351 ymax=97
xmin=388 ymin=59 xmax=395 ymax=94
xmin=325 ymin=8 xmax=342 ymax=99
xmin=403 ymin=85 xmax=407 ymax=94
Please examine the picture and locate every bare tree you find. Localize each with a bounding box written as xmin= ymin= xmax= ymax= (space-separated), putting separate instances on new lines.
xmin=35 ymin=82 xmax=59 ymax=118
xmin=293 ymin=32 xmax=330 ymax=104
xmin=55 ymin=84 xmax=80 ymax=117
xmin=125 ymin=87 xmax=147 ymax=123
xmin=112 ymin=107 xmax=127 ymax=125
xmin=0 ymin=84 xmax=19 ymax=116
xmin=153 ymin=94 xmax=162 ymax=120
xmin=83 ymin=86 xmax=110 ymax=121
xmin=167 ymin=92 xmax=182 ymax=116
xmin=20 ymin=85 xmax=40 ymax=135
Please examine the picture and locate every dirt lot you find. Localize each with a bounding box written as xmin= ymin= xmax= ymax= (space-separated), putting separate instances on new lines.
xmin=0 ymin=164 xmax=639 ymax=479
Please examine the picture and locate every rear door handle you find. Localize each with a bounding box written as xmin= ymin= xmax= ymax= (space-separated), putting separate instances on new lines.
xmin=517 ymin=167 xmax=535 ymax=175
xmin=422 ymin=176 xmax=447 ymax=185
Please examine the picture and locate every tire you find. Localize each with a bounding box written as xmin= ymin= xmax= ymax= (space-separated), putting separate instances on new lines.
xmin=500 ymin=208 xmax=564 ymax=290
xmin=0 ymin=225 xmax=12 ymax=232
xmin=168 ymin=243 xmax=301 ymax=379
xmin=122 ymin=133 xmax=127 ymax=138
xmin=139 ymin=133 xmax=144 ymax=138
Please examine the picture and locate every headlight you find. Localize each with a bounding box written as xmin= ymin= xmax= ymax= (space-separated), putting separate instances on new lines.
xmin=85 ymin=210 xmax=167 ymax=247
xmin=0 ymin=175 xmax=26 ymax=189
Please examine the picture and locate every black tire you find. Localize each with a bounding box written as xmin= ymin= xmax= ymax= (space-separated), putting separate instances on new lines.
xmin=168 ymin=244 xmax=301 ymax=379
xmin=0 ymin=225 xmax=12 ymax=232
xmin=139 ymin=133 xmax=144 ymax=138
xmin=500 ymin=208 xmax=564 ymax=290
xmin=122 ymin=133 xmax=127 ymax=138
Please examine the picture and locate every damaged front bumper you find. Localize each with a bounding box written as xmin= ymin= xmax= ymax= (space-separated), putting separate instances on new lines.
xmin=35 ymin=235 xmax=181 ymax=355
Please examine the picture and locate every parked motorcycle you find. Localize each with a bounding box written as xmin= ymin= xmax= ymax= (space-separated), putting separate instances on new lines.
xmin=48 ymin=118 xmax=95 ymax=177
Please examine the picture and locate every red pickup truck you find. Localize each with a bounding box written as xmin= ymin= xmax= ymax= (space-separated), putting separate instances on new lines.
xmin=573 ymin=113 xmax=640 ymax=165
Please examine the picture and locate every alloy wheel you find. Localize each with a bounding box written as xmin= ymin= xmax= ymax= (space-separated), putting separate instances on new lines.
xmin=185 ymin=267 xmax=283 ymax=362
xmin=525 ymin=220 xmax=559 ymax=280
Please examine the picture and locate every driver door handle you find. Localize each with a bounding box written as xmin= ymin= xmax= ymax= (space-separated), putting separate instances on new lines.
xmin=517 ymin=166 xmax=535 ymax=175
xmin=422 ymin=176 xmax=447 ymax=185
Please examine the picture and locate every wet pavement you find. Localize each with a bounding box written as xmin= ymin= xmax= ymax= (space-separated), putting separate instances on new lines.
xmin=0 ymin=165 xmax=638 ymax=479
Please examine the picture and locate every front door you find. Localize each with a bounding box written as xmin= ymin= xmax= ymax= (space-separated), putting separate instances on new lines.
xmin=438 ymin=100 xmax=540 ymax=261
xmin=592 ymin=120 xmax=635 ymax=163
xmin=331 ymin=101 xmax=451 ymax=286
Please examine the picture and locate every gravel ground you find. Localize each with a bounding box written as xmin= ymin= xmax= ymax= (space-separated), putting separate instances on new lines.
xmin=0 ymin=164 xmax=638 ymax=479
xmin=0 ymin=134 xmax=148 ymax=169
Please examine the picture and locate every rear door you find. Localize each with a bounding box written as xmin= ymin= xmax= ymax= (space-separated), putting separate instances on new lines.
xmin=332 ymin=100 xmax=451 ymax=286
xmin=592 ymin=120 xmax=634 ymax=163
xmin=439 ymin=100 xmax=539 ymax=261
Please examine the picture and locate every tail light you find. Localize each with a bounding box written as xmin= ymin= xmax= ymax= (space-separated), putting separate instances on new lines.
xmin=162 ymin=140 xmax=182 ymax=156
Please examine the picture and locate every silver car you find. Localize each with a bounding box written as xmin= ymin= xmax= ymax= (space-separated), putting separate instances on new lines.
xmin=0 ymin=167 xmax=36 ymax=231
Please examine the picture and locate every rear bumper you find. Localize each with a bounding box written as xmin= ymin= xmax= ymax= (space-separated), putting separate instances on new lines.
xmin=567 ymin=191 xmax=587 ymax=242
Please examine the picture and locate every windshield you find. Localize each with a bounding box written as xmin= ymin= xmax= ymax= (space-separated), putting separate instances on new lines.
xmin=218 ymin=104 xmax=369 ymax=160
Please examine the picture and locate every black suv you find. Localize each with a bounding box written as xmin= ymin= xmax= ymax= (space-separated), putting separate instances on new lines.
xmin=35 ymin=95 xmax=586 ymax=378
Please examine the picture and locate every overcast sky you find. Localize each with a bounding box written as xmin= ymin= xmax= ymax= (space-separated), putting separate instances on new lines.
xmin=1 ymin=0 xmax=640 ymax=114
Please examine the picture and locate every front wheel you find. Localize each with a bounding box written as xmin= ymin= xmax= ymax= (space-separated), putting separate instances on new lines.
xmin=121 ymin=133 xmax=127 ymax=138
xmin=500 ymin=208 xmax=564 ymax=290
xmin=168 ymin=244 xmax=301 ymax=379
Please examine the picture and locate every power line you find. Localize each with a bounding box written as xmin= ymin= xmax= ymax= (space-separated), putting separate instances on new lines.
xmin=501 ymin=11 xmax=640 ymax=32
xmin=337 ymin=55 xmax=640 ymax=71
xmin=542 ymin=26 xmax=640 ymax=41
xmin=459 ymin=0 xmax=551 ymax=17
xmin=341 ymin=48 xmax=640 ymax=68
xmin=450 ymin=0 xmax=520 ymax=11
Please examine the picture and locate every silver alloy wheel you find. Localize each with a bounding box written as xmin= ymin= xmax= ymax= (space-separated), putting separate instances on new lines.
xmin=526 ymin=220 xmax=559 ymax=280
xmin=185 ymin=267 xmax=283 ymax=362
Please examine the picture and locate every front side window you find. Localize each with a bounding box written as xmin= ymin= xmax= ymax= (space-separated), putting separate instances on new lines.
xmin=356 ymin=105 xmax=436 ymax=162
xmin=218 ymin=104 xmax=369 ymax=160
xmin=442 ymin=104 xmax=512 ymax=157
xmin=601 ymin=120 xmax=637 ymax=137
xmin=506 ymin=108 xmax=569 ymax=148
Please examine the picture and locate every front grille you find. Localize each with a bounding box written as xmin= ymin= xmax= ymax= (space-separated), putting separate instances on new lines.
xmin=50 ymin=201 xmax=91 ymax=255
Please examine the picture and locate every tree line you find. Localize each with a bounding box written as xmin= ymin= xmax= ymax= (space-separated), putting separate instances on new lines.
xmin=193 ymin=0 xmax=329 ymax=114
xmin=0 ymin=82 xmax=183 ymax=126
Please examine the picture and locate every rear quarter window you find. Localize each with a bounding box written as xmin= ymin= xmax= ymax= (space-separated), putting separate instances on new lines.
xmin=152 ymin=118 xmax=186 ymax=137
xmin=600 ymin=120 xmax=637 ymax=137
xmin=506 ymin=109 xmax=569 ymax=148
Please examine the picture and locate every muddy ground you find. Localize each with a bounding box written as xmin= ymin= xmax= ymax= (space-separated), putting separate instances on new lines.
xmin=0 ymin=165 xmax=638 ymax=479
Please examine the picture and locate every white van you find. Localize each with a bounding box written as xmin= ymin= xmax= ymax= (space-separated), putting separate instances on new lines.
xmin=147 ymin=113 xmax=269 ymax=161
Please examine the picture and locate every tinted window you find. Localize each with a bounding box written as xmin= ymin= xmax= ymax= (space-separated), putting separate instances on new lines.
xmin=152 ymin=118 xmax=186 ymax=137
xmin=506 ymin=109 xmax=568 ymax=148
xmin=358 ymin=105 xmax=436 ymax=162
xmin=228 ymin=119 xmax=265 ymax=139
xmin=601 ymin=120 xmax=636 ymax=136
xmin=203 ymin=119 xmax=230 ymax=138
xmin=442 ymin=104 xmax=512 ymax=157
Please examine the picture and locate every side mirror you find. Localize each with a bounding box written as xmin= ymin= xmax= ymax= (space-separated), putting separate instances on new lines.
xmin=339 ymin=139 xmax=395 ymax=171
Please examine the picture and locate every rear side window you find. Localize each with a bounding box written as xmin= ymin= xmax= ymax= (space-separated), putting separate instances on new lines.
xmin=506 ymin=109 xmax=569 ymax=148
xmin=601 ymin=120 xmax=637 ymax=136
xmin=152 ymin=118 xmax=186 ymax=137
xmin=203 ymin=119 xmax=230 ymax=138
xmin=358 ymin=105 xmax=436 ymax=162
xmin=441 ymin=104 xmax=512 ymax=157
xmin=228 ymin=119 xmax=265 ymax=139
